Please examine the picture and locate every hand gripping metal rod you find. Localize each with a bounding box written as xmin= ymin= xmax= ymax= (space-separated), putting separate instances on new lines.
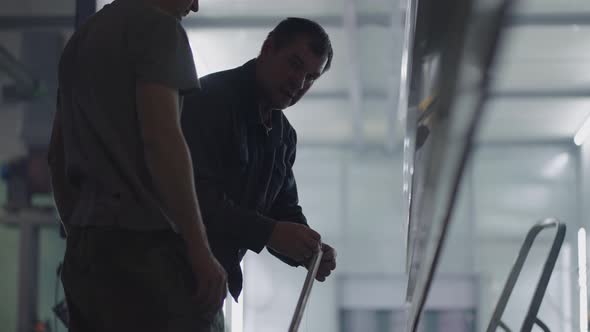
xmin=288 ymin=250 xmax=323 ymax=332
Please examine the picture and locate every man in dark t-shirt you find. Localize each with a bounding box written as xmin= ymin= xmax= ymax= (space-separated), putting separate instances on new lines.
xmin=48 ymin=0 xmax=227 ymax=331
xmin=181 ymin=18 xmax=338 ymax=304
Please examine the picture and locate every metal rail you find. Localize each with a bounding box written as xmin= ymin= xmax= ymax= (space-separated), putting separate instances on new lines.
xmin=288 ymin=250 xmax=323 ymax=332
xmin=486 ymin=218 xmax=566 ymax=332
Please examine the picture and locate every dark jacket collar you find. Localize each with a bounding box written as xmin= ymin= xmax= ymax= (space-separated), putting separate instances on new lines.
xmin=238 ymin=59 xmax=262 ymax=126
xmin=237 ymin=59 xmax=284 ymax=147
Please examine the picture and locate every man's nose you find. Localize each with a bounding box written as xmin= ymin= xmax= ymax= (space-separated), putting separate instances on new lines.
xmin=190 ymin=1 xmax=199 ymax=12
xmin=291 ymin=73 xmax=306 ymax=90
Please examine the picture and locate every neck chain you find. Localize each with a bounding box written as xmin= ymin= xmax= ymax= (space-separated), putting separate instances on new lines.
xmin=258 ymin=108 xmax=273 ymax=134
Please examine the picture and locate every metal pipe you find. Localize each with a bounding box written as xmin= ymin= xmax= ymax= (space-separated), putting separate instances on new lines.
xmin=498 ymin=321 xmax=512 ymax=332
xmin=288 ymin=250 xmax=323 ymax=332
xmin=534 ymin=318 xmax=551 ymax=332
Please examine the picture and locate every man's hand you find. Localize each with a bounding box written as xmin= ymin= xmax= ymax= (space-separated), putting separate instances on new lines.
xmin=190 ymin=250 xmax=228 ymax=314
xmin=267 ymin=222 xmax=321 ymax=263
xmin=304 ymin=243 xmax=336 ymax=282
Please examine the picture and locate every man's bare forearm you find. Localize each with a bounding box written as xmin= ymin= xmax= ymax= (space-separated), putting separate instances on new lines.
xmin=143 ymin=131 xmax=210 ymax=254
xmin=48 ymin=161 xmax=75 ymax=222
xmin=137 ymin=82 xmax=212 ymax=261
xmin=48 ymin=107 xmax=77 ymax=225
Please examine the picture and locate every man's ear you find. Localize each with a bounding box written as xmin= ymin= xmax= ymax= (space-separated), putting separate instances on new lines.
xmin=260 ymin=37 xmax=275 ymax=56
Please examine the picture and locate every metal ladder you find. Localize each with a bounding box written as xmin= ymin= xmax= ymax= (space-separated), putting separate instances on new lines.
xmin=486 ymin=218 xmax=566 ymax=332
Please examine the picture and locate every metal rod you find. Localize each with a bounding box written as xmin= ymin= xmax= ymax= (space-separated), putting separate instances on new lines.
xmin=288 ymin=250 xmax=323 ymax=332
xmin=498 ymin=321 xmax=512 ymax=332
xmin=534 ymin=318 xmax=551 ymax=332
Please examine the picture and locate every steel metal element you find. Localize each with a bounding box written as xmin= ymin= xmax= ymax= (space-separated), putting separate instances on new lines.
xmin=486 ymin=218 xmax=566 ymax=332
xmin=399 ymin=0 xmax=419 ymax=282
xmin=288 ymin=250 xmax=323 ymax=332
xmin=405 ymin=0 xmax=515 ymax=329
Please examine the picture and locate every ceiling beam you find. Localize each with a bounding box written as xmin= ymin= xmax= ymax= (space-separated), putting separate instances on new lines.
xmin=0 ymin=13 xmax=393 ymax=30
xmin=0 ymin=16 xmax=73 ymax=30
xmin=305 ymin=89 xmax=388 ymax=100
xmin=184 ymin=13 xmax=392 ymax=28
xmin=508 ymin=13 xmax=590 ymax=27
xmin=306 ymin=88 xmax=586 ymax=101
xmin=474 ymin=138 xmax=573 ymax=148
xmin=302 ymin=88 xmax=590 ymax=100
xmin=489 ymin=89 xmax=590 ymax=99
xmin=297 ymin=141 xmax=401 ymax=154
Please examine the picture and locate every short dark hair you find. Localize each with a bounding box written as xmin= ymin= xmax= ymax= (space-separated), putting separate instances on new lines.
xmin=265 ymin=17 xmax=333 ymax=74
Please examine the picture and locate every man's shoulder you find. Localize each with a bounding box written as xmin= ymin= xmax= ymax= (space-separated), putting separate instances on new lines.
xmin=104 ymin=1 xmax=179 ymax=25
xmin=278 ymin=111 xmax=298 ymax=145
xmin=184 ymin=67 xmax=240 ymax=109
xmin=198 ymin=65 xmax=243 ymax=95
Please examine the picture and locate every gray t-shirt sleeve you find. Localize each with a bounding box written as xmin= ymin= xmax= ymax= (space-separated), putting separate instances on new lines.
xmin=129 ymin=9 xmax=199 ymax=92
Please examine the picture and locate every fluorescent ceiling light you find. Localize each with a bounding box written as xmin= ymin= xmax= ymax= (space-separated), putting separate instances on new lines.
xmin=574 ymin=115 xmax=590 ymax=146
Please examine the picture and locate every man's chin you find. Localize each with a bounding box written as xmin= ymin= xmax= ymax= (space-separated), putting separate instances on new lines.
xmin=273 ymin=96 xmax=294 ymax=110
xmin=275 ymin=103 xmax=291 ymax=111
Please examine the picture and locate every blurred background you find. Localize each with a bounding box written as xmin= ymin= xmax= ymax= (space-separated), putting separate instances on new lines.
xmin=0 ymin=0 xmax=589 ymax=331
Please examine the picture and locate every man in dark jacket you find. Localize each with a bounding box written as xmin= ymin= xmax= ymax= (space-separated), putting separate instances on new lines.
xmin=181 ymin=17 xmax=337 ymax=303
